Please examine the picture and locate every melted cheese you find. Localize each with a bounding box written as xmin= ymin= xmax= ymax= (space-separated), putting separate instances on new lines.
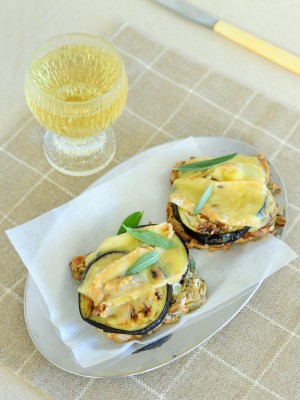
xmin=171 ymin=177 xmax=267 ymax=227
xmin=204 ymin=155 xmax=268 ymax=183
xmin=91 ymin=223 xmax=187 ymax=282
xmin=87 ymin=286 xmax=167 ymax=331
xmin=180 ymin=155 xmax=268 ymax=183
xmin=172 ymin=154 xmax=276 ymax=230
xmin=80 ymin=247 xmax=153 ymax=307
xmin=79 ymin=223 xmax=188 ymax=316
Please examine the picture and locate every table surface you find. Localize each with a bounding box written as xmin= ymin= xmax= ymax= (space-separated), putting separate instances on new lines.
xmin=1 ymin=1 xmax=300 ymax=399
xmin=2 ymin=0 xmax=300 ymax=141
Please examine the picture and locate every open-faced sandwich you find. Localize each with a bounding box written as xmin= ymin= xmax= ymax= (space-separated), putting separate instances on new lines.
xmin=167 ymin=153 xmax=286 ymax=251
xmin=70 ymin=220 xmax=206 ymax=343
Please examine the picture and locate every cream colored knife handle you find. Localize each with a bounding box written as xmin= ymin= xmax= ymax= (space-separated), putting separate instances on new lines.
xmin=214 ymin=20 xmax=300 ymax=75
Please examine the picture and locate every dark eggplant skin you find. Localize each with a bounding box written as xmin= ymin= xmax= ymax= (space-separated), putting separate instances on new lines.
xmin=172 ymin=204 xmax=250 ymax=245
xmin=257 ymin=198 xmax=267 ymax=217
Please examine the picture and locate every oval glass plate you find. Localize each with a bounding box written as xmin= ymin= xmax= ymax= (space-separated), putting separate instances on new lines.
xmin=24 ymin=136 xmax=287 ymax=378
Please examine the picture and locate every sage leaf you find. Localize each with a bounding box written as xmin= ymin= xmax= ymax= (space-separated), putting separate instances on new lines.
xmin=189 ymin=255 xmax=196 ymax=272
xmin=117 ymin=211 xmax=143 ymax=235
xmin=174 ymin=153 xmax=237 ymax=172
xmin=124 ymin=226 xmax=177 ymax=248
xmin=125 ymin=250 xmax=160 ymax=276
xmin=194 ymin=183 xmax=213 ymax=215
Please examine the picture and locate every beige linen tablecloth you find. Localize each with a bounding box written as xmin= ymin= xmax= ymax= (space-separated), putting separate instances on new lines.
xmin=1 ymin=24 xmax=300 ymax=400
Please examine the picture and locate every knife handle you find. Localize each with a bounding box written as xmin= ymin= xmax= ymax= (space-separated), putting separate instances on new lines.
xmin=213 ymin=20 xmax=300 ymax=76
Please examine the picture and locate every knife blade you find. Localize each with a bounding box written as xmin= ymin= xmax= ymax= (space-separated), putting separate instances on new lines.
xmin=154 ymin=0 xmax=300 ymax=76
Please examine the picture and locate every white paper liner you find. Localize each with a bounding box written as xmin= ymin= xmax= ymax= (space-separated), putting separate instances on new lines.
xmin=7 ymin=137 xmax=297 ymax=368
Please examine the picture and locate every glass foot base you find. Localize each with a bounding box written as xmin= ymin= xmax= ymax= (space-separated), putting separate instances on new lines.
xmin=43 ymin=129 xmax=116 ymax=177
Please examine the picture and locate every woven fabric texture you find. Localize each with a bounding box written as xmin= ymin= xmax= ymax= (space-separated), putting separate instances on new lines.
xmin=0 ymin=23 xmax=299 ymax=400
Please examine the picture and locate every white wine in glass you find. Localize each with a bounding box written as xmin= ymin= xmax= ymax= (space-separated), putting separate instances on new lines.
xmin=25 ymin=34 xmax=128 ymax=176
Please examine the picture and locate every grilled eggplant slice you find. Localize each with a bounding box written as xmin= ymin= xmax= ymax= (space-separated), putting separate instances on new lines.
xmin=167 ymin=154 xmax=284 ymax=249
xmin=88 ymin=223 xmax=190 ymax=284
xmin=172 ymin=204 xmax=250 ymax=245
xmin=79 ymin=283 xmax=172 ymax=335
xmin=77 ymin=223 xmax=190 ymax=335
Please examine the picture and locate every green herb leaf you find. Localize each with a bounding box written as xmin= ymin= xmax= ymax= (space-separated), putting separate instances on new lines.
xmin=174 ymin=153 xmax=237 ymax=172
xmin=189 ymin=255 xmax=196 ymax=272
xmin=124 ymin=226 xmax=177 ymax=248
xmin=117 ymin=211 xmax=144 ymax=235
xmin=125 ymin=250 xmax=160 ymax=276
xmin=194 ymin=183 xmax=213 ymax=215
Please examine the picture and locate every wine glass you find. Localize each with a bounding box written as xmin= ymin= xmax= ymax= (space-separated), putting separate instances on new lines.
xmin=25 ymin=33 xmax=128 ymax=176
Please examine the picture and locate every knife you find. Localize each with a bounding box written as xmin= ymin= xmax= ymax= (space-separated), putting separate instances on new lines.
xmin=154 ymin=0 xmax=300 ymax=76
